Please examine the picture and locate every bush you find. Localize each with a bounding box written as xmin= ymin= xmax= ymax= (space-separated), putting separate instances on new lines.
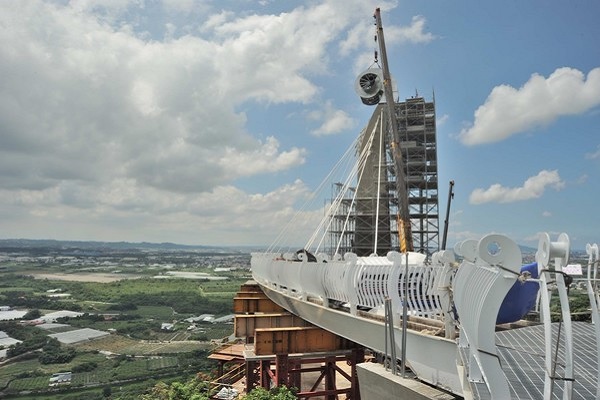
xmin=22 ymin=309 xmax=42 ymax=320
xmin=38 ymin=338 xmax=76 ymax=364
xmin=73 ymin=361 xmax=98 ymax=372
xmin=7 ymin=334 xmax=47 ymax=357
xmin=140 ymin=378 xmax=213 ymax=400
xmin=107 ymin=302 xmax=138 ymax=311
xmin=242 ymin=385 xmax=297 ymax=400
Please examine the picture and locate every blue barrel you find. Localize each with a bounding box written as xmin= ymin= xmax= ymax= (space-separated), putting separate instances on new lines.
xmin=496 ymin=262 xmax=539 ymax=324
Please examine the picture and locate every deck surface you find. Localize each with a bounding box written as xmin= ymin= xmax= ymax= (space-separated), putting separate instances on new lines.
xmin=470 ymin=321 xmax=598 ymax=399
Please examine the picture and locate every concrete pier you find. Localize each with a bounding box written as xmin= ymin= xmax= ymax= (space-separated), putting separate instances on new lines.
xmin=357 ymin=363 xmax=457 ymax=400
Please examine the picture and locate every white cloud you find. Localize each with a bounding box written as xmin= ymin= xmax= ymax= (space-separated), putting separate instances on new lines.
xmin=220 ymin=137 xmax=307 ymax=177
xmin=585 ymin=144 xmax=600 ymax=160
xmin=469 ymin=170 xmax=565 ymax=205
xmin=577 ymin=174 xmax=588 ymax=184
xmin=459 ymin=67 xmax=600 ymax=145
xmin=437 ymin=114 xmax=449 ymax=126
xmin=0 ymin=179 xmax=321 ymax=245
xmin=387 ymin=15 xmax=436 ymax=44
xmin=542 ymin=211 xmax=552 ymax=217
xmin=0 ymin=1 xmax=319 ymax=196
xmin=0 ymin=1 xmax=438 ymax=245
xmin=201 ymin=11 xmax=235 ymax=32
xmin=161 ymin=0 xmax=200 ymax=14
xmin=340 ymin=13 xmax=436 ymax=55
xmin=339 ymin=24 xmax=371 ymax=57
xmin=347 ymin=13 xmax=437 ymax=74
xmin=310 ymin=101 xmax=356 ymax=136
xmin=68 ymin=0 xmax=142 ymax=19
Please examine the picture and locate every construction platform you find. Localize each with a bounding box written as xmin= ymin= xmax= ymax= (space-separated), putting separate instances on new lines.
xmin=211 ymin=281 xmax=363 ymax=399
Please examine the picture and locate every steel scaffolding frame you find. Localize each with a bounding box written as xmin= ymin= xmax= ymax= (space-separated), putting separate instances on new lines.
xmin=327 ymin=97 xmax=439 ymax=256
xmin=397 ymin=97 xmax=439 ymax=254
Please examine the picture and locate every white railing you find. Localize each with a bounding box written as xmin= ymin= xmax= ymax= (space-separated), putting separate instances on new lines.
xmin=586 ymin=242 xmax=600 ymax=399
xmin=431 ymin=249 xmax=457 ymax=339
xmin=251 ymin=251 xmax=446 ymax=320
xmin=251 ymin=232 xmax=600 ymax=400
xmin=536 ymin=233 xmax=574 ymax=400
xmin=453 ymin=234 xmax=523 ymax=399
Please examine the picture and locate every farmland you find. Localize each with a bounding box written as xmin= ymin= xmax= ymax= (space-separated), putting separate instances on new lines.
xmin=0 ymin=240 xmax=253 ymax=399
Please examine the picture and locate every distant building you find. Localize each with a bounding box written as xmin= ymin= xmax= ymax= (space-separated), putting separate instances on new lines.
xmin=40 ymin=310 xmax=83 ymax=323
xmin=184 ymin=314 xmax=214 ymax=323
xmin=49 ymin=372 xmax=72 ymax=386
xmin=46 ymin=293 xmax=71 ymax=299
xmin=212 ymin=314 xmax=235 ymax=324
xmin=48 ymin=328 xmax=109 ymax=345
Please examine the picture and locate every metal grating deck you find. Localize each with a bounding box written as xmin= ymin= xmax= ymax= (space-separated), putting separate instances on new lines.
xmin=469 ymin=321 xmax=598 ymax=399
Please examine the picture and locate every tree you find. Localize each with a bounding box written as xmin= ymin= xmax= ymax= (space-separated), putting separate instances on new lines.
xmin=23 ymin=309 xmax=42 ymax=320
xmin=140 ymin=378 xmax=212 ymax=400
xmin=241 ymin=386 xmax=297 ymax=400
xmin=38 ymin=338 xmax=76 ymax=364
xmin=6 ymin=332 xmax=47 ymax=358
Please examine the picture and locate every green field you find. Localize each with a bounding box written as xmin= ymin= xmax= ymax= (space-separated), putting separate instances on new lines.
xmin=0 ymin=264 xmax=245 ymax=399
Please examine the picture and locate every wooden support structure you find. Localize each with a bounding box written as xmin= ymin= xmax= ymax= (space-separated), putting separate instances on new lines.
xmin=211 ymin=281 xmax=365 ymax=399
xmin=254 ymin=326 xmax=354 ymax=355
xmin=234 ymin=312 xmax=310 ymax=340
xmin=245 ymin=348 xmax=365 ymax=399
xmin=233 ymin=296 xmax=286 ymax=313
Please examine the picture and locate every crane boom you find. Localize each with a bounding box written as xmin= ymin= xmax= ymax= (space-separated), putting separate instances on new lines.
xmin=374 ymin=8 xmax=413 ymax=252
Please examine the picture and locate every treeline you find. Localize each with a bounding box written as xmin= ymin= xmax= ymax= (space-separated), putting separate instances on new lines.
xmin=117 ymin=292 xmax=231 ymax=314
xmin=1 ymin=289 xmax=83 ymax=312
xmin=0 ymin=275 xmax=240 ymax=314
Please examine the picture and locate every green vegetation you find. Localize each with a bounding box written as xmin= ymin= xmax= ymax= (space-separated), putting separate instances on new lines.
xmin=550 ymin=288 xmax=592 ymax=322
xmin=0 ymin=259 xmax=250 ymax=399
xmin=38 ymin=338 xmax=76 ymax=364
xmin=2 ymin=323 xmax=49 ymax=358
xmin=140 ymin=377 xmax=214 ymax=400
xmin=140 ymin=379 xmax=297 ymax=400
xmin=0 ymin=336 xmax=218 ymax=398
xmin=241 ymin=386 xmax=297 ymax=400
xmin=0 ymin=274 xmax=247 ymax=315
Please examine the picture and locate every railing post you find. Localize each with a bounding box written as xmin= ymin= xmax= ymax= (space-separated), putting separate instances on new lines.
xmin=433 ymin=249 xmax=457 ymax=339
xmin=401 ymin=252 xmax=409 ymax=378
xmin=346 ymin=253 xmax=358 ymax=316
xmin=585 ymin=243 xmax=600 ymax=398
xmin=454 ymin=234 xmax=520 ymax=398
xmin=536 ymin=232 xmax=573 ymax=400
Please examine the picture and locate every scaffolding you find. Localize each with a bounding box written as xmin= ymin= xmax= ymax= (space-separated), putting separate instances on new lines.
xmin=398 ymin=96 xmax=439 ymax=254
xmin=327 ymin=97 xmax=439 ymax=256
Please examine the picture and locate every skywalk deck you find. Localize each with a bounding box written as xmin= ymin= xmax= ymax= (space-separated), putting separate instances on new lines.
xmin=469 ymin=321 xmax=597 ymax=400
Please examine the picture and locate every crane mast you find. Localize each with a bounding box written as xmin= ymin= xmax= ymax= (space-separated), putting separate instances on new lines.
xmin=374 ymin=8 xmax=414 ymax=252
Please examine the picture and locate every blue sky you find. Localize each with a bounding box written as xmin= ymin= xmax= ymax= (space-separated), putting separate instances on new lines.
xmin=0 ymin=0 xmax=598 ymax=250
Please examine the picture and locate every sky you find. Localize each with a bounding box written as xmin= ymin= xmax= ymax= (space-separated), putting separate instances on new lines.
xmin=0 ymin=0 xmax=599 ymax=250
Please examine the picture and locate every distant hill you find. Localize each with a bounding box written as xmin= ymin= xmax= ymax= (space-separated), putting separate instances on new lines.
xmin=0 ymin=239 xmax=543 ymax=256
xmin=519 ymin=245 xmax=537 ymax=254
xmin=0 ymin=238 xmax=239 ymax=253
